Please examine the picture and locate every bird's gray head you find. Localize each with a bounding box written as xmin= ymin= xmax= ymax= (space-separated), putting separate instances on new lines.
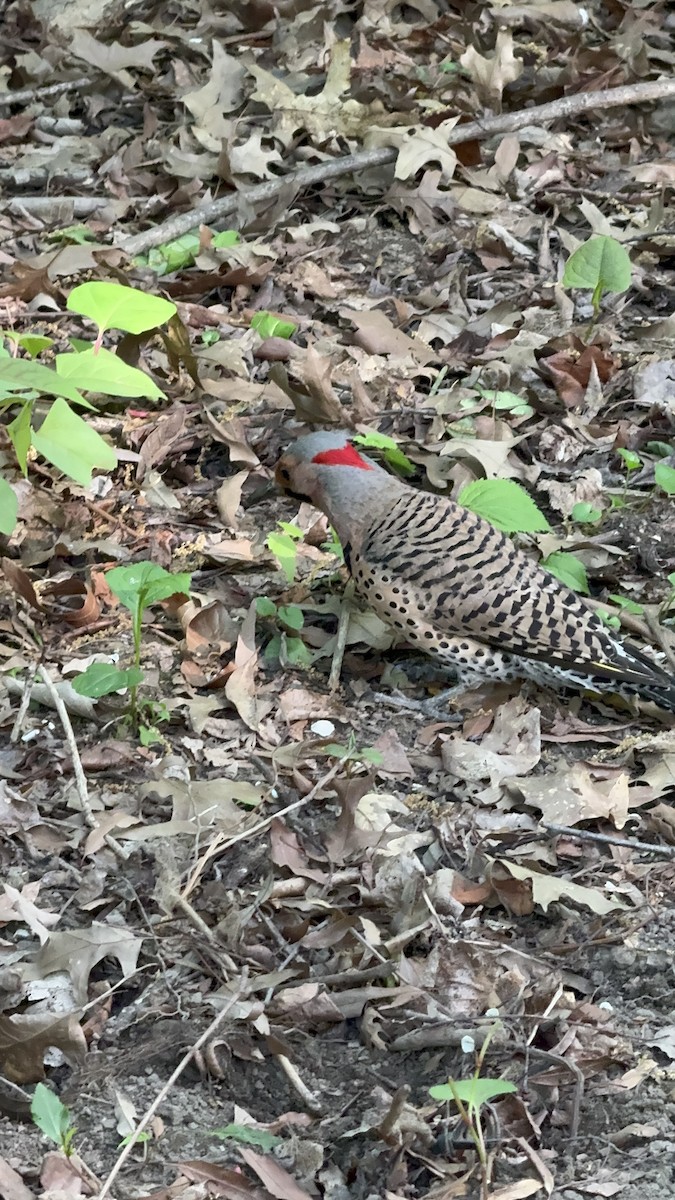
xmin=274 ymin=430 xmax=390 ymax=542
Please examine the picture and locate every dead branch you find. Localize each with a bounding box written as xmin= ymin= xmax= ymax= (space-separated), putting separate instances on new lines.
xmin=119 ymin=78 xmax=675 ymax=256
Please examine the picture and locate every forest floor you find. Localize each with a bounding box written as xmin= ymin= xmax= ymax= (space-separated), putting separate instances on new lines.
xmin=1 ymin=2 xmax=675 ymax=1198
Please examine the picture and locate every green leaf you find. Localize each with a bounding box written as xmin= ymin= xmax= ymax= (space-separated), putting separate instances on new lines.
xmin=458 ymin=478 xmax=550 ymax=533
xmin=0 ymin=476 xmax=18 ymax=534
xmin=45 ymin=224 xmax=95 ymax=245
xmin=107 ymin=562 xmax=191 ymax=615
xmin=139 ymin=724 xmax=165 ymax=746
xmin=31 ymin=1083 xmax=75 ymax=1150
xmin=429 ymin=1078 xmax=517 ymax=1108
xmin=359 ymin=747 xmax=384 ymax=765
xmin=475 ymin=388 xmax=533 ymax=417
xmin=212 ymin=1124 xmax=281 ymax=1150
xmin=71 ymin=663 xmax=144 ymax=698
xmin=571 ymin=501 xmax=602 ymax=525
xmin=250 ymin=311 xmax=296 ymax=339
xmin=7 ymin=400 xmax=33 ymax=475
xmin=55 ymin=347 xmax=165 ymax=400
xmin=9 ymin=334 xmax=55 ymax=357
xmin=212 ymin=229 xmax=240 ymax=248
xmin=542 ymin=551 xmax=590 ymax=595
xmin=598 ymin=608 xmax=621 ymax=630
xmin=354 ymin=431 xmax=416 ymax=476
xmin=264 ymin=633 xmax=282 ymax=661
xmin=655 ymin=462 xmax=675 ymax=496
xmin=67 ymin=282 xmax=176 ymax=336
xmin=283 ymin=635 xmax=313 ymax=667
xmin=256 ymin=596 xmax=278 ymax=618
xmin=31 ymin=398 xmax=118 ymax=486
xmin=608 ymin=593 xmax=644 ymax=615
xmin=267 ymin=532 xmax=299 ymax=584
xmin=278 ymin=521 xmax=304 ymax=539
xmin=562 ymin=236 xmax=632 ymax=296
xmin=617 ymin=448 xmax=641 ymax=472
xmin=0 ymin=358 xmax=92 ymax=408
xmin=278 ymin=604 xmax=304 ymax=632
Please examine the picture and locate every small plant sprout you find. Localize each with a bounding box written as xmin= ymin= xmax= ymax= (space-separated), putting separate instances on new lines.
xmin=429 ymin=1022 xmax=516 ymax=1195
xmin=322 ymin=525 xmax=345 ymax=561
xmin=562 ymin=234 xmax=632 ymax=319
xmin=615 ymin=448 xmax=642 ymax=506
xmin=321 ymin=731 xmax=383 ymax=770
xmin=72 ymin=562 xmax=191 ymax=739
xmin=354 ymin=430 xmax=415 ymax=476
xmin=570 ymin=501 xmax=602 ymax=527
xmin=266 ymin=521 xmax=304 ymax=584
xmin=250 ymin=311 xmax=297 ymax=339
xmin=256 ymin=596 xmax=312 ymax=667
xmin=31 ymin=1083 xmax=77 ymax=1157
xmin=655 ymin=462 xmax=675 ymax=496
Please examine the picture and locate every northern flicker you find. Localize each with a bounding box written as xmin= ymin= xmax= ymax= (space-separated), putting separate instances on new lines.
xmin=275 ymin=430 xmax=675 ymax=713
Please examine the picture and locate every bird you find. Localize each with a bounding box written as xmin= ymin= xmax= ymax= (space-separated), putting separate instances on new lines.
xmin=274 ymin=429 xmax=675 ymax=714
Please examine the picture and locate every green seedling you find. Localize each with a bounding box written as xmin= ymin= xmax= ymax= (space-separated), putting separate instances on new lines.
xmin=321 ymin=730 xmax=384 ymax=769
xmin=655 ymin=462 xmax=675 ymax=496
xmin=72 ymin=562 xmax=191 ymax=735
xmin=562 ymin=234 xmax=632 ymax=318
xmin=474 ymin=387 xmax=534 ymax=418
xmin=1 ymin=282 xmax=178 ymax=534
xmin=322 ymin=525 xmax=345 ymax=561
xmin=135 ymin=228 xmax=239 ymax=275
xmin=256 ymin=596 xmax=312 ymax=667
xmin=250 ymin=310 xmax=297 ymax=339
xmin=31 ymin=1083 xmax=77 ymax=1157
xmin=266 ymin=521 xmax=305 ymax=584
xmin=570 ymin=501 xmax=602 ymax=526
xmin=212 ymin=1124 xmax=282 ymax=1150
xmin=429 ymin=1023 xmax=516 ymax=1195
xmin=615 ymin=448 xmax=642 ymax=506
xmin=597 ymin=609 xmax=621 ymax=631
xmin=646 ymin=441 xmax=673 ymax=459
xmin=354 ymin=431 xmax=415 ymax=476
xmin=45 ymin=224 xmax=96 ymax=245
xmin=608 ymin=593 xmax=644 ymax=616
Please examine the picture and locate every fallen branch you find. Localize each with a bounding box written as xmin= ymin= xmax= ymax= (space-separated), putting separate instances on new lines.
xmin=119 ymin=77 xmax=675 ymax=256
xmin=545 ymin=822 xmax=675 ymax=857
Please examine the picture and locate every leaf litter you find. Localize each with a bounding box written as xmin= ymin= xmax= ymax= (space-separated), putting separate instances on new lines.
xmin=1 ymin=3 xmax=675 ymax=1199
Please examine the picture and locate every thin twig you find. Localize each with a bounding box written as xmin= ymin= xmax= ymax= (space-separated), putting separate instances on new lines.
xmin=35 ymin=665 xmax=128 ymax=862
xmin=96 ymin=979 xmax=245 ymax=1200
xmin=119 ymin=78 xmax=675 ymax=256
xmin=329 ymin=578 xmax=355 ymax=691
xmin=275 ymin=1053 xmax=323 ymax=1115
xmin=181 ymin=756 xmax=344 ymax=901
xmin=0 ymin=77 xmax=90 ymax=107
xmin=545 ymin=822 xmax=675 ymax=857
xmin=10 ymin=677 xmax=33 ymax=743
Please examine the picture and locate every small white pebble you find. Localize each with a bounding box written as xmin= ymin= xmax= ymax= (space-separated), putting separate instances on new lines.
xmin=311 ymin=720 xmax=335 ymax=736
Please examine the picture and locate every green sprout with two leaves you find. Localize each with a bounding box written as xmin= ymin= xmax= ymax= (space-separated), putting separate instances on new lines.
xmin=562 ymin=234 xmax=632 ymax=319
xmin=429 ymin=1023 xmax=516 ymax=1194
xmin=72 ymin=562 xmax=191 ymax=743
